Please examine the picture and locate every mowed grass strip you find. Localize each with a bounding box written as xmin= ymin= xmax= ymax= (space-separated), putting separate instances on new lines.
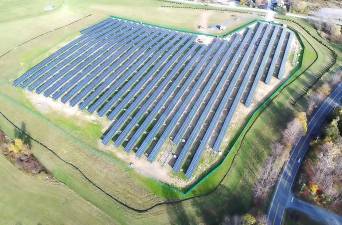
xmin=0 ymin=107 xmax=181 ymax=225
xmin=0 ymin=93 xmax=165 ymax=208
xmin=0 ymin=0 xmax=64 ymax=22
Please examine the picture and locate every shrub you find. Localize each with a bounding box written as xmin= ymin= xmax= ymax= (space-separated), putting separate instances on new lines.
xmin=8 ymin=138 xmax=24 ymax=154
xmin=242 ymin=213 xmax=257 ymax=225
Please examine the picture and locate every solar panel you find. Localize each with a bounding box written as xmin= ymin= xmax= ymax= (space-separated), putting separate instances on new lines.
xmin=14 ymin=18 xmax=295 ymax=178
xmin=51 ymin=23 xmax=134 ymax=100
xmin=77 ymin=30 xmax=153 ymax=110
xmin=20 ymin=22 xmax=125 ymax=89
xmin=64 ymin=26 xmax=145 ymax=105
xmin=86 ymin=31 xmax=168 ymax=113
xmin=172 ymin=41 xmax=232 ymax=146
xmin=127 ymin=44 xmax=201 ymax=156
xmin=244 ymin=24 xmax=274 ymax=107
xmin=174 ymin=25 xmax=263 ymax=172
xmin=278 ymin=32 xmax=294 ymax=79
xmin=113 ymin=37 xmax=196 ymax=147
xmin=81 ymin=18 xmax=115 ymax=34
xmin=212 ymin=25 xmax=265 ymax=152
xmin=145 ymin=46 xmax=209 ymax=161
xmin=101 ymin=35 xmax=188 ymax=144
xmin=88 ymin=31 xmax=171 ymax=116
xmin=105 ymin=34 xmax=188 ymax=120
xmin=183 ymin=36 xmax=243 ymax=177
xmin=89 ymin=35 xmax=172 ymax=114
xmin=140 ymin=41 xmax=222 ymax=159
xmin=264 ymin=27 xmax=287 ymax=84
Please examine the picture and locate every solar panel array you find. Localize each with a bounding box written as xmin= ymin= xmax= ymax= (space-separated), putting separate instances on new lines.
xmin=14 ymin=18 xmax=295 ymax=178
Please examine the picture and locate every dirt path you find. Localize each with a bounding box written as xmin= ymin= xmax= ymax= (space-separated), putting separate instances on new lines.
xmin=198 ymin=10 xmax=212 ymax=29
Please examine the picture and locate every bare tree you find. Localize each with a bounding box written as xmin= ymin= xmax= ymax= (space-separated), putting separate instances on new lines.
xmin=329 ymin=70 xmax=342 ymax=86
xmin=0 ymin=130 xmax=5 ymax=143
xmin=282 ymin=115 xmax=306 ymax=146
xmin=310 ymin=20 xmax=342 ymax=43
xmin=253 ymin=114 xmax=307 ymax=203
xmin=312 ymin=138 xmax=342 ymax=200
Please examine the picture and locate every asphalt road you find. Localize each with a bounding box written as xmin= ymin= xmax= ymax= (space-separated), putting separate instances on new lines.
xmin=267 ymin=83 xmax=342 ymax=225
xmin=288 ymin=196 xmax=342 ymax=225
xmin=171 ymin=0 xmax=342 ymax=25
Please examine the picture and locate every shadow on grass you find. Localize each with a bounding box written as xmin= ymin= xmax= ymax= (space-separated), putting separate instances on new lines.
xmin=182 ymin=101 xmax=296 ymax=224
xmin=163 ymin=187 xmax=195 ymax=225
xmin=14 ymin=122 xmax=32 ymax=149
xmin=284 ymin=209 xmax=324 ymax=225
xmin=191 ymin=185 xmax=251 ymax=225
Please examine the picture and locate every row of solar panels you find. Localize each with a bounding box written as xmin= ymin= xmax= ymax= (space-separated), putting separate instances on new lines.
xmin=14 ymin=18 xmax=294 ymax=178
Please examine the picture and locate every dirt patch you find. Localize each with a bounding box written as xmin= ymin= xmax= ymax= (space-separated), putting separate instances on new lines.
xmin=98 ymin=141 xmax=188 ymax=187
xmin=44 ymin=4 xmax=56 ymax=12
xmin=196 ymin=35 xmax=215 ymax=45
xmin=198 ymin=10 xmax=212 ymax=29
xmin=25 ymin=89 xmax=187 ymax=185
xmin=15 ymin=154 xmax=45 ymax=174
xmin=0 ymin=130 xmax=47 ymax=175
xmin=196 ymin=10 xmax=258 ymax=35
xmin=26 ymin=91 xmax=109 ymax=127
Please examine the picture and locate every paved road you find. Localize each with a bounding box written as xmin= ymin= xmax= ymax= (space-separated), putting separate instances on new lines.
xmin=169 ymin=0 xmax=342 ymax=25
xmin=286 ymin=13 xmax=342 ymax=26
xmin=288 ymin=196 xmax=342 ymax=225
xmin=267 ymin=83 xmax=342 ymax=225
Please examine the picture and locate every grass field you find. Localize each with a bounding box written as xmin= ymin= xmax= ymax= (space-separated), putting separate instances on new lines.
xmin=0 ymin=0 xmax=340 ymax=224
xmin=0 ymin=154 xmax=113 ymax=225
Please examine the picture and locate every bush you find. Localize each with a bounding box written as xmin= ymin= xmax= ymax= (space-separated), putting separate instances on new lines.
xmin=324 ymin=119 xmax=340 ymax=141
xmin=8 ymin=139 xmax=25 ymax=154
xmin=332 ymin=107 xmax=342 ymax=133
xmin=291 ymin=1 xmax=308 ymax=14
xmin=242 ymin=213 xmax=257 ymax=225
xmin=275 ymin=6 xmax=286 ymax=15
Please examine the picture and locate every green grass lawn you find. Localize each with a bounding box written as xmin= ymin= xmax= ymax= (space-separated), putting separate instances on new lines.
xmin=0 ymin=0 xmax=340 ymax=224
xmin=0 ymin=0 xmax=64 ymax=22
xmin=0 ymin=154 xmax=114 ymax=225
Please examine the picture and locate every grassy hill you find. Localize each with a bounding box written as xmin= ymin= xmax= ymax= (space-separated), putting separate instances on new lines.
xmin=0 ymin=153 xmax=113 ymax=225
